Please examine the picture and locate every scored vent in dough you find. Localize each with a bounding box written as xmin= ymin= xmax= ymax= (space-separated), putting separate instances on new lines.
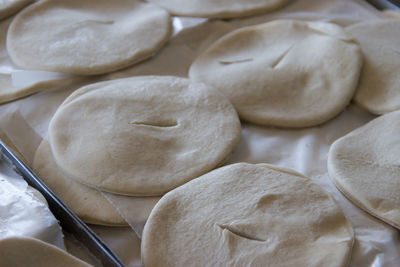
xmin=0 ymin=237 xmax=91 ymax=267
xmin=33 ymin=141 xmax=127 ymax=226
xmin=7 ymin=0 xmax=171 ymax=75
xmin=107 ymin=21 xmax=236 ymax=79
xmin=146 ymin=0 xmax=292 ymax=19
xmin=142 ymin=163 xmax=354 ymax=267
xmin=189 ymin=20 xmax=362 ymax=128
xmin=48 ymin=76 xmax=241 ymax=196
xmin=347 ymin=19 xmax=400 ymax=115
xmin=328 ymin=110 xmax=400 ymax=229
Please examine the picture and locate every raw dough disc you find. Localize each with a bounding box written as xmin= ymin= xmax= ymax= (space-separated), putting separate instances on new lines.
xmin=48 ymin=76 xmax=241 ymax=196
xmin=7 ymin=0 xmax=171 ymax=75
xmin=142 ymin=163 xmax=354 ymax=267
xmin=146 ymin=0 xmax=292 ymax=19
xmin=0 ymin=237 xmax=91 ymax=267
xmin=0 ymin=17 xmax=79 ymax=104
xmin=33 ymin=141 xmax=127 ymax=226
xmin=328 ymin=110 xmax=400 ymax=229
xmin=0 ymin=0 xmax=32 ymax=20
xmin=347 ymin=19 xmax=400 ymax=114
xmin=189 ymin=20 xmax=362 ymax=128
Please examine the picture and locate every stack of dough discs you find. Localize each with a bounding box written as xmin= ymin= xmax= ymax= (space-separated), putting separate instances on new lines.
xmin=328 ymin=110 xmax=400 ymax=229
xmin=7 ymin=0 xmax=171 ymax=75
xmin=0 ymin=237 xmax=91 ymax=267
xmin=146 ymin=0 xmax=292 ymax=19
xmin=142 ymin=163 xmax=354 ymax=267
xmin=0 ymin=0 xmax=32 ymax=20
xmin=48 ymin=76 xmax=241 ymax=196
xmin=347 ymin=19 xmax=400 ymax=114
xmin=33 ymin=141 xmax=127 ymax=226
xmin=190 ymin=20 xmax=363 ymax=128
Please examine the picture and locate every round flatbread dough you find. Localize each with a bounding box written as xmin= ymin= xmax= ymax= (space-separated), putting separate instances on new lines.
xmin=0 ymin=17 xmax=80 ymax=104
xmin=0 ymin=237 xmax=91 ymax=267
xmin=347 ymin=19 xmax=400 ymax=115
xmin=146 ymin=0 xmax=292 ymax=19
xmin=0 ymin=0 xmax=32 ymax=20
xmin=7 ymin=0 xmax=171 ymax=75
xmin=190 ymin=20 xmax=362 ymax=128
xmin=48 ymin=76 xmax=241 ymax=196
xmin=33 ymin=141 xmax=127 ymax=226
xmin=328 ymin=110 xmax=400 ymax=229
xmin=142 ymin=163 xmax=354 ymax=267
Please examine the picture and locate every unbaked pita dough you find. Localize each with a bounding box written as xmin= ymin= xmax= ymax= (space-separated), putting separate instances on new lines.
xmin=142 ymin=163 xmax=354 ymax=267
xmin=33 ymin=141 xmax=127 ymax=226
xmin=328 ymin=110 xmax=400 ymax=229
xmin=108 ymin=21 xmax=235 ymax=79
xmin=190 ymin=20 xmax=362 ymax=128
xmin=48 ymin=76 xmax=241 ymax=196
xmin=347 ymin=19 xmax=400 ymax=114
xmin=0 ymin=237 xmax=91 ymax=267
xmin=0 ymin=0 xmax=31 ymax=20
xmin=0 ymin=17 xmax=79 ymax=104
xmin=146 ymin=0 xmax=292 ymax=19
xmin=7 ymin=0 xmax=171 ymax=75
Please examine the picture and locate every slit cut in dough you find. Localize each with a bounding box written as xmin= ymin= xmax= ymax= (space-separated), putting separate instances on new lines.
xmin=48 ymin=76 xmax=241 ymax=196
xmin=142 ymin=163 xmax=354 ymax=267
xmin=7 ymin=0 xmax=172 ymax=75
xmin=190 ymin=20 xmax=362 ymax=128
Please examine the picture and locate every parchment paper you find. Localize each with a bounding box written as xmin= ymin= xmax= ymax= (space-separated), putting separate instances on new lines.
xmin=0 ymin=0 xmax=399 ymax=266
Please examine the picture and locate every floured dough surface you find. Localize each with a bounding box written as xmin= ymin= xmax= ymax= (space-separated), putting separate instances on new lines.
xmin=190 ymin=20 xmax=362 ymax=128
xmin=347 ymin=19 xmax=400 ymax=114
xmin=49 ymin=76 xmax=241 ymax=196
xmin=33 ymin=141 xmax=127 ymax=226
xmin=142 ymin=163 xmax=354 ymax=267
xmin=0 ymin=237 xmax=91 ymax=267
xmin=328 ymin=110 xmax=400 ymax=229
xmin=0 ymin=0 xmax=31 ymax=20
xmin=7 ymin=0 xmax=171 ymax=75
xmin=146 ymin=0 xmax=291 ymax=18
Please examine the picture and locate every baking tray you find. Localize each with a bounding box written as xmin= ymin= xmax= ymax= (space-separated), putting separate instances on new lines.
xmin=367 ymin=0 xmax=400 ymax=9
xmin=0 ymin=139 xmax=124 ymax=267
